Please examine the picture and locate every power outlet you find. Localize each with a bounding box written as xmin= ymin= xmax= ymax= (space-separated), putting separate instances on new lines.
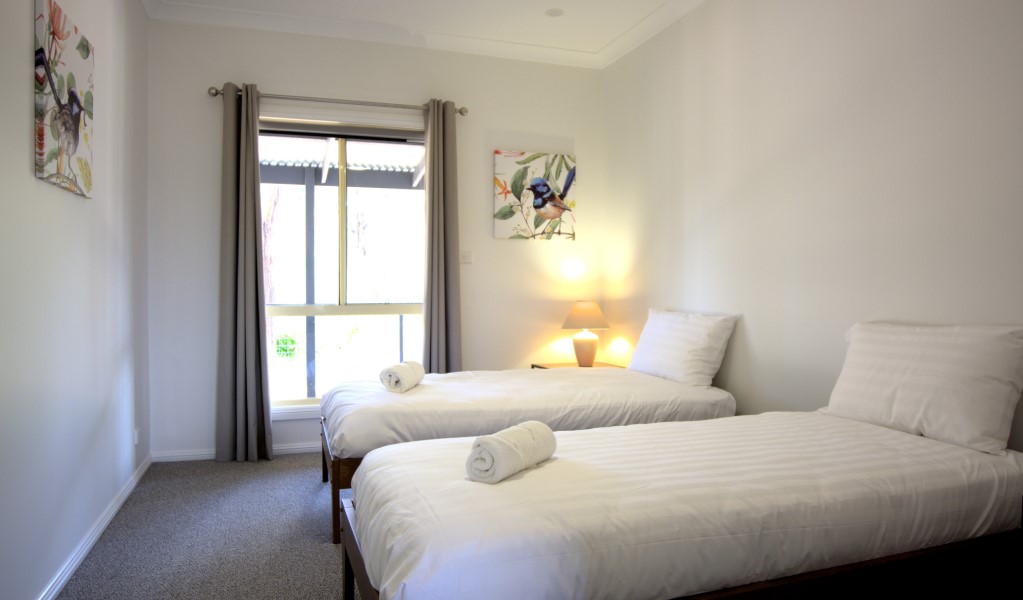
xmin=459 ymin=250 xmax=474 ymax=264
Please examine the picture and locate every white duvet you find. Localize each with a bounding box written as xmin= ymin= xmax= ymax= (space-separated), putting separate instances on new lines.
xmin=352 ymin=412 xmax=1023 ymax=600
xmin=320 ymin=368 xmax=735 ymax=458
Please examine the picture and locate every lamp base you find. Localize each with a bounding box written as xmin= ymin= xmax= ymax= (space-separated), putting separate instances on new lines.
xmin=572 ymin=331 xmax=598 ymax=367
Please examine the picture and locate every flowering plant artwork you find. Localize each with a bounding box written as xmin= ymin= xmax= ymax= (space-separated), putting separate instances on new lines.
xmin=34 ymin=0 xmax=94 ymax=197
xmin=493 ymin=150 xmax=577 ymax=240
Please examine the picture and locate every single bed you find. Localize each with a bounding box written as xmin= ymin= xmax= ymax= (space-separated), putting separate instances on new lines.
xmin=342 ymin=411 xmax=1023 ymax=600
xmin=339 ymin=321 xmax=1023 ymax=599
xmin=320 ymin=308 xmax=741 ymax=542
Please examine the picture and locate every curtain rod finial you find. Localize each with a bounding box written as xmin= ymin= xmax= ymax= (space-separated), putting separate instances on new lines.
xmin=208 ymin=86 xmax=222 ymax=97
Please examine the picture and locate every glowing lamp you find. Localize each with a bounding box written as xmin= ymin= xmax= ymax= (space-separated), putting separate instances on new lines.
xmin=561 ymin=301 xmax=610 ymax=367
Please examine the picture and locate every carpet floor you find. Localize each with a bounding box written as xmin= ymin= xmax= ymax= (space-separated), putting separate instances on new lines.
xmin=57 ymin=453 xmax=354 ymax=600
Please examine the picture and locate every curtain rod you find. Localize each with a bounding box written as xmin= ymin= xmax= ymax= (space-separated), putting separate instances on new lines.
xmin=206 ymin=86 xmax=468 ymax=116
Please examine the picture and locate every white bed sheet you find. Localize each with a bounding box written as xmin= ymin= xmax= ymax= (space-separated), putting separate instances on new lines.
xmin=353 ymin=412 xmax=1023 ymax=600
xmin=321 ymin=368 xmax=735 ymax=458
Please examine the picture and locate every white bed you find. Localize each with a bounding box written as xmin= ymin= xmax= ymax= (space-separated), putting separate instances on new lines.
xmin=321 ymin=367 xmax=735 ymax=459
xmin=351 ymin=411 xmax=1023 ymax=600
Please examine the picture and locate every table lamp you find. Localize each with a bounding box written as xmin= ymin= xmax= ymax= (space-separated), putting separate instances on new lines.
xmin=562 ymin=301 xmax=610 ymax=367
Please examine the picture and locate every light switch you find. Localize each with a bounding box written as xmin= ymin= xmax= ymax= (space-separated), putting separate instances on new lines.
xmin=460 ymin=250 xmax=474 ymax=264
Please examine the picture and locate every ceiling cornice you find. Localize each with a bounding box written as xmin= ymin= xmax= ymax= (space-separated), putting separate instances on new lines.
xmin=141 ymin=0 xmax=706 ymax=70
xmin=594 ymin=0 xmax=706 ymax=68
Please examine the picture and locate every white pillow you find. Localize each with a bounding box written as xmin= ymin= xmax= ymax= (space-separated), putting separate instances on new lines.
xmin=822 ymin=322 xmax=1023 ymax=454
xmin=627 ymin=309 xmax=739 ymax=386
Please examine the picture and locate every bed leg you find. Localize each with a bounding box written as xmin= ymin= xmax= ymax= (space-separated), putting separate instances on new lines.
xmin=321 ymin=431 xmax=328 ymax=483
xmin=332 ymin=487 xmax=341 ymax=544
xmin=332 ymin=460 xmax=342 ymax=544
xmin=342 ymin=544 xmax=356 ymax=599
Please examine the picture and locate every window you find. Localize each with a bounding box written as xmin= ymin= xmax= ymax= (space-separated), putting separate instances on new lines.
xmin=258 ymin=131 xmax=425 ymax=407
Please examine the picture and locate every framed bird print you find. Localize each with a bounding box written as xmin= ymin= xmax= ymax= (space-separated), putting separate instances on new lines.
xmin=34 ymin=0 xmax=94 ymax=197
xmin=493 ymin=150 xmax=577 ymax=240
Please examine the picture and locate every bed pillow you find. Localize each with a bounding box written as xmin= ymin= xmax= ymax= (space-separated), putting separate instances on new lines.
xmin=822 ymin=322 xmax=1023 ymax=454
xmin=627 ymin=309 xmax=739 ymax=386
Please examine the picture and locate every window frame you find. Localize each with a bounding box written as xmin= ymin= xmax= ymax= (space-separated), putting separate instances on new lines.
xmin=259 ymin=120 xmax=426 ymax=408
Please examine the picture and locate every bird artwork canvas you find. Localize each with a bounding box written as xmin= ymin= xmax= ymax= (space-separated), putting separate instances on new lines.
xmin=494 ymin=150 xmax=577 ymax=240
xmin=34 ymin=0 xmax=94 ymax=198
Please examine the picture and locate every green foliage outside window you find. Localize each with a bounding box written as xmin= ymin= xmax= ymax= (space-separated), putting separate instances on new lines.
xmin=275 ymin=334 xmax=297 ymax=358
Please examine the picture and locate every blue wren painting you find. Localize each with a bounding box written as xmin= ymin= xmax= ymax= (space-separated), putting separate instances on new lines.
xmin=34 ymin=0 xmax=94 ymax=198
xmin=494 ymin=150 xmax=577 ymax=240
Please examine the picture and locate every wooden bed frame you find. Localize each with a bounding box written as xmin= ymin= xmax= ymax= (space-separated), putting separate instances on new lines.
xmin=339 ymin=497 xmax=1022 ymax=600
xmin=321 ymin=417 xmax=362 ymax=544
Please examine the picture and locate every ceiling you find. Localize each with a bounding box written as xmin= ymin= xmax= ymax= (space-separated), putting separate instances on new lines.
xmin=141 ymin=0 xmax=706 ymax=69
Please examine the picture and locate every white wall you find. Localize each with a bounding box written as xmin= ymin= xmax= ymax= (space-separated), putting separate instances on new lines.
xmin=146 ymin=21 xmax=608 ymax=458
xmin=0 ymin=0 xmax=150 ymax=598
xmin=602 ymin=0 xmax=1023 ymax=448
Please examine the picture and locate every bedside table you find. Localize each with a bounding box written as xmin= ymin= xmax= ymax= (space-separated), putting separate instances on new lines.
xmin=531 ymin=362 xmax=623 ymax=369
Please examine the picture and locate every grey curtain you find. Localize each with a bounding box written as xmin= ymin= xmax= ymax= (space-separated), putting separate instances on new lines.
xmin=215 ymin=82 xmax=273 ymax=461
xmin=422 ymin=99 xmax=463 ymax=373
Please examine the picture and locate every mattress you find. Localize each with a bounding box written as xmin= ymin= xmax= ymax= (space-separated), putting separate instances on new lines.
xmin=352 ymin=412 xmax=1023 ymax=600
xmin=320 ymin=368 xmax=735 ymax=458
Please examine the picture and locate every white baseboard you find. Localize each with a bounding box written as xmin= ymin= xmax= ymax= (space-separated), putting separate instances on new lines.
xmin=152 ymin=448 xmax=216 ymax=462
xmin=271 ymin=405 xmax=320 ymax=421
xmin=273 ymin=441 xmax=320 ymax=454
xmin=153 ymin=442 xmax=318 ymax=461
xmin=37 ymin=455 xmax=152 ymax=600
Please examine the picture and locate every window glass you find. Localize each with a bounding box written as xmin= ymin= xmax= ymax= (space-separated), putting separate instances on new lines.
xmin=258 ymin=133 xmax=425 ymax=405
xmin=266 ymin=316 xmax=307 ymax=401
xmin=313 ymin=185 xmax=340 ymax=304
xmin=346 ymin=187 xmax=425 ymax=304
xmin=260 ymin=183 xmax=307 ymax=305
xmin=313 ymin=314 xmax=422 ymax=396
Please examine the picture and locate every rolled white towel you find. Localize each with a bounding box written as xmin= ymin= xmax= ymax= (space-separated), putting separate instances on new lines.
xmin=379 ymin=361 xmax=426 ymax=393
xmin=466 ymin=421 xmax=557 ymax=484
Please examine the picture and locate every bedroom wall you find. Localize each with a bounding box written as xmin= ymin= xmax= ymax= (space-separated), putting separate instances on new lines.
xmin=0 ymin=0 xmax=150 ymax=598
xmin=146 ymin=21 xmax=608 ymax=458
xmin=601 ymin=0 xmax=1023 ymax=449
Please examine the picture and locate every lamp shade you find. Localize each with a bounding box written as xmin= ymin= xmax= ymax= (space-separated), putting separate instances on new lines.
xmin=562 ymin=301 xmax=610 ymax=330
